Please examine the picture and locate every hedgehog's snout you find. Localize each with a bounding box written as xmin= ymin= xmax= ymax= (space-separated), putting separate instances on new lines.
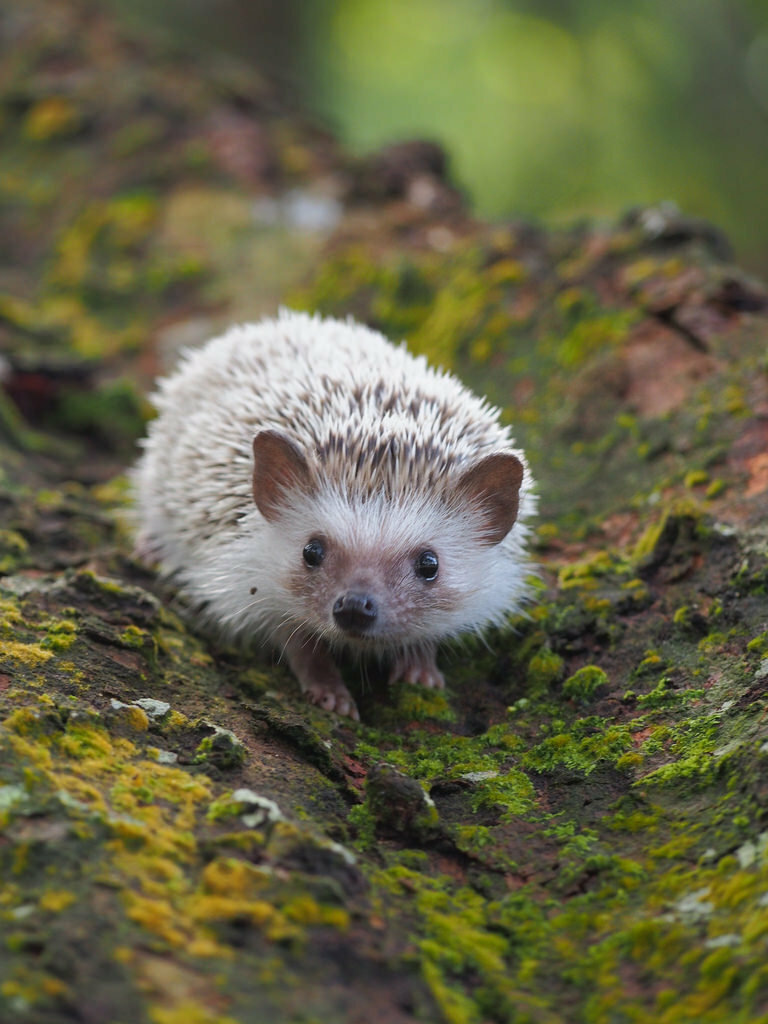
xmin=333 ymin=591 xmax=378 ymax=635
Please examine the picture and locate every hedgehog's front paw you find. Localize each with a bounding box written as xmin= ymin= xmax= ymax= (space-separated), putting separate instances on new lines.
xmin=282 ymin=629 xmax=360 ymax=720
xmin=389 ymin=649 xmax=445 ymax=690
xmin=304 ymin=679 xmax=360 ymax=721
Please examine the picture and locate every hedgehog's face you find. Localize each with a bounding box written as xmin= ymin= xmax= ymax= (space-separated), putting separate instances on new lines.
xmin=283 ymin=517 xmax=459 ymax=648
xmin=251 ymin=430 xmax=527 ymax=648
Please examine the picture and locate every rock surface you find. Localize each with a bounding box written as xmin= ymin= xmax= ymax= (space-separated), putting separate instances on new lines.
xmin=1 ymin=2 xmax=768 ymax=1022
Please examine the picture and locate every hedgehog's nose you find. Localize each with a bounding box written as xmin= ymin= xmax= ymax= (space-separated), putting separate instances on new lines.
xmin=333 ymin=591 xmax=378 ymax=634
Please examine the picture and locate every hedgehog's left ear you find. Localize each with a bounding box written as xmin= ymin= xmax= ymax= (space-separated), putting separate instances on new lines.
xmin=252 ymin=429 xmax=314 ymax=521
xmin=455 ymin=452 xmax=524 ymax=545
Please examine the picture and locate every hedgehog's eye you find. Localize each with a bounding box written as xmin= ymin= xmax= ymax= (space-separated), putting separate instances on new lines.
xmin=303 ymin=538 xmax=325 ymax=568
xmin=414 ymin=549 xmax=439 ymax=581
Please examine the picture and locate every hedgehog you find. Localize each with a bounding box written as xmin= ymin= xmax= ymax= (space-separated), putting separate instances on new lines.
xmin=132 ymin=310 xmax=535 ymax=720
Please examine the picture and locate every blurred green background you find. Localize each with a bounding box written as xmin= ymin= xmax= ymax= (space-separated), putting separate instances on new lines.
xmin=109 ymin=0 xmax=768 ymax=273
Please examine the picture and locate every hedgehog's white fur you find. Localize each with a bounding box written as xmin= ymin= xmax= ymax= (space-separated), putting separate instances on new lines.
xmin=132 ymin=310 xmax=536 ymax=717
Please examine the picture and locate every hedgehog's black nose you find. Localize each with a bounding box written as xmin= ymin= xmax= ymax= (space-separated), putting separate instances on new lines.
xmin=333 ymin=591 xmax=378 ymax=634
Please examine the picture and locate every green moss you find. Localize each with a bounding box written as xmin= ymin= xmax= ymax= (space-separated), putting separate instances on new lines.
xmin=732 ymin=562 xmax=768 ymax=596
xmin=468 ymin=768 xmax=537 ymax=821
xmin=69 ymin=569 xmax=126 ymax=596
xmin=372 ymin=866 xmax=525 ymax=1024
xmin=698 ymin=632 xmax=729 ymax=653
xmin=619 ymin=577 xmax=653 ymax=608
xmin=526 ymin=648 xmax=565 ymax=690
xmin=391 ymin=682 xmax=456 ymax=722
xmin=118 ymin=626 xmax=149 ymax=649
xmin=640 ymin=714 xmax=722 ymax=788
xmin=206 ymin=790 xmax=276 ymax=827
xmin=0 ymin=530 xmax=29 ymax=573
xmin=41 ymin=620 xmax=77 ymax=651
xmin=684 ymin=469 xmax=709 ymax=489
xmin=635 ymin=677 xmax=672 ymax=708
xmin=421 ymin=958 xmax=478 ymax=1024
xmin=633 ymin=500 xmax=708 ymax=566
xmin=535 ymin=522 xmax=560 ymax=546
xmin=674 ymin=605 xmax=695 ymax=629
xmin=556 ymin=310 xmax=637 ymax=369
xmin=364 ymin=763 xmax=440 ymax=839
xmin=562 ymin=665 xmax=608 ymax=703
xmin=558 ymin=551 xmax=626 ymax=590
xmin=193 ymin=725 xmax=246 ymax=770
xmin=523 ymin=717 xmax=634 ymax=776
xmin=347 ymin=803 xmax=377 ymax=850
xmin=705 ymin=478 xmax=727 ymax=498
xmin=722 ymin=383 xmax=749 ymax=416
xmin=608 ymin=804 xmax=662 ymax=833
xmin=452 ymin=824 xmax=494 ymax=856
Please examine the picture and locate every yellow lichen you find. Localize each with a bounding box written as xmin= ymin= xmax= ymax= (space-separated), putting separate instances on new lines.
xmin=123 ymin=706 xmax=150 ymax=731
xmin=39 ymin=889 xmax=77 ymax=913
xmin=41 ymin=976 xmax=69 ymax=998
xmin=124 ymin=893 xmax=188 ymax=947
xmin=6 ymin=731 xmax=53 ymax=769
xmin=149 ymin=1002 xmax=239 ymax=1024
xmin=56 ymin=661 xmax=85 ymax=682
xmin=186 ymin=936 xmax=232 ymax=958
xmin=638 ymin=651 xmax=664 ymax=671
xmin=58 ymin=724 xmax=123 ymax=763
xmin=50 ymin=774 xmax=104 ymax=810
xmin=23 ymin=97 xmax=80 ymax=140
xmin=0 ymin=595 xmax=24 ymax=627
xmin=283 ymin=896 xmax=350 ymax=929
xmin=0 ymin=641 xmax=53 ymax=666
xmin=108 ymin=851 xmax=186 ymax=899
xmin=187 ymin=895 xmax=275 ymax=927
xmin=201 ymin=857 xmax=270 ymax=898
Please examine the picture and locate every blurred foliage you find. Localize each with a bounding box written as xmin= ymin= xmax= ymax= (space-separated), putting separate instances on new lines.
xmin=307 ymin=0 xmax=768 ymax=270
xmin=108 ymin=0 xmax=768 ymax=274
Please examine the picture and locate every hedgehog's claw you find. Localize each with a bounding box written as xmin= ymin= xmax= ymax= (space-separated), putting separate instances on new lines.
xmin=389 ymin=649 xmax=445 ymax=690
xmin=336 ymin=694 xmax=361 ymax=721
xmin=304 ymin=683 xmax=360 ymax=720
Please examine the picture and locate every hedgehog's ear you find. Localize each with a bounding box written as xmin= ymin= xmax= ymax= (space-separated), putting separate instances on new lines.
xmin=455 ymin=452 xmax=524 ymax=545
xmin=252 ymin=430 xmax=313 ymax=521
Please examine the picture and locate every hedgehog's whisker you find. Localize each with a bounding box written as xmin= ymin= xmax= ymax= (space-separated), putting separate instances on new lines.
xmin=275 ymin=618 xmax=314 ymax=664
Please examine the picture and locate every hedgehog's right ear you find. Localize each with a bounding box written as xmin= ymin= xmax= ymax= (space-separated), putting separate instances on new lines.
xmin=252 ymin=430 xmax=313 ymax=521
xmin=455 ymin=451 xmax=524 ymax=545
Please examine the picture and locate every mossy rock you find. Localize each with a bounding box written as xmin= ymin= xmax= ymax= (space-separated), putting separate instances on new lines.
xmin=2 ymin=0 xmax=768 ymax=1021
